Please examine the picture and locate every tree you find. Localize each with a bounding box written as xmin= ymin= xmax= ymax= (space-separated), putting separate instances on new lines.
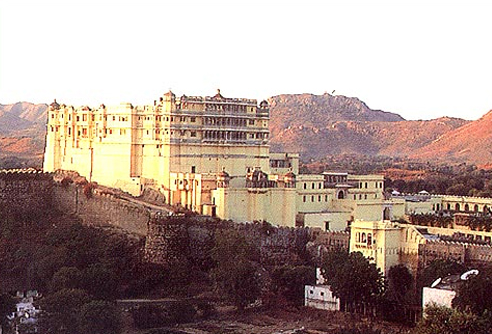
xmin=418 ymin=259 xmax=465 ymax=290
xmin=78 ymin=300 xmax=121 ymax=334
xmin=37 ymin=288 xmax=91 ymax=334
xmin=453 ymin=268 xmax=492 ymax=316
xmin=0 ymin=293 xmax=15 ymax=333
xmin=320 ymin=249 xmax=384 ymax=312
xmin=413 ymin=304 xmax=490 ymax=334
xmin=270 ymin=265 xmax=315 ymax=306
xmin=381 ymin=264 xmax=415 ymax=322
xmin=210 ymin=229 xmax=260 ymax=310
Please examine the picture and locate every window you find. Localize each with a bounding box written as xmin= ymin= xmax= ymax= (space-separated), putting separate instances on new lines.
xmin=304 ymin=183 xmax=307 ymax=189
xmin=318 ymin=195 xmax=321 ymax=202
xmin=191 ymin=166 xmax=196 ymax=173
xmin=312 ymin=183 xmax=315 ymax=189
xmin=249 ymin=119 xmax=254 ymax=125
xmin=190 ymin=131 xmax=197 ymax=137
xmin=311 ymin=196 xmax=314 ymax=202
xmin=303 ymin=196 xmax=306 ymax=202
xmin=190 ymin=117 xmax=196 ymax=122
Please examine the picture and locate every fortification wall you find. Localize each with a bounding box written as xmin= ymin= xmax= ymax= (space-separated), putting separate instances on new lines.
xmin=0 ymin=169 xmax=54 ymax=213
xmin=52 ymin=181 xmax=150 ymax=236
xmin=145 ymin=217 xmax=312 ymax=266
xmin=419 ymin=241 xmax=492 ymax=270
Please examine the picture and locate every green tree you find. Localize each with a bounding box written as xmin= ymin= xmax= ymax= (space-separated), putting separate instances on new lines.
xmin=413 ymin=304 xmax=490 ymax=334
xmin=321 ymin=249 xmax=384 ymax=312
xmin=210 ymin=229 xmax=260 ymax=310
xmin=270 ymin=265 xmax=315 ymax=306
xmin=37 ymin=288 xmax=91 ymax=334
xmin=453 ymin=268 xmax=492 ymax=316
xmin=78 ymin=300 xmax=121 ymax=334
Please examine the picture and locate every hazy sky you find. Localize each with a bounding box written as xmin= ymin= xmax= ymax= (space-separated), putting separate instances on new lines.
xmin=1 ymin=0 xmax=492 ymax=120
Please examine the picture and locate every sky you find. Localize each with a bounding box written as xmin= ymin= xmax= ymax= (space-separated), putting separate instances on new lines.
xmin=1 ymin=0 xmax=492 ymax=120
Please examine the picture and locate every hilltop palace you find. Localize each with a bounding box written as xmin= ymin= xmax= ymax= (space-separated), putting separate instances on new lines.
xmin=44 ymin=89 xmax=492 ymax=281
xmin=43 ymin=89 xmax=404 ymax=228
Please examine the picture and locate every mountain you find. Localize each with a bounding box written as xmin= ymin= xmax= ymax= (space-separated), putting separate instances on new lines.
xmin=412 ymin=110 xmax=492 ymax=165
xmin=0 ymin=102 xmax=47 ymax=164
xmin=268 ymin=93 xmax=469 ymax=159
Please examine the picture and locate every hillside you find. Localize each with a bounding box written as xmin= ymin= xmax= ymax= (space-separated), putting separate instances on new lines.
xmin=0 ymin=102 xmax=47 ymax=165
xmin=412 ymin=110 xmax=492 ymax=166
xmin=269 ymin=93 xmax=469 ymax=159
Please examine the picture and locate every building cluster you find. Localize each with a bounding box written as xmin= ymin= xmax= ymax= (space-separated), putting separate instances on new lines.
xmin=43 ymin=90 xmax=405 ymax=228
xmin=44 ymin=90 xmax=492 ymax=314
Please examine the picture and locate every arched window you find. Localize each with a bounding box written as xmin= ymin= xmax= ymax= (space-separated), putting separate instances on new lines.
xmin=474 ymin=204 xmax=479 ymax=212
xmin=338 ymin=190 xmax=345 ymax=199
xmin=465 ymin=204 xmax=470 ymax=212
xmin=367 ymin=233 xmax=372 ymax=246
xmin=455 ymin=203 xmax=461 ymax=211
xmin=361 ymin=233 xmax=367 ymax=243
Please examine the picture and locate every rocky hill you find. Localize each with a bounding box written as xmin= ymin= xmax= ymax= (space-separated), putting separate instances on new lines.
xmin=268 ymin=93 xmax=469 ymax=159
xmin=411 ymin=110 xmax=492 ymax=166
xmin=0 ymin=102 xmax=47 ymax=164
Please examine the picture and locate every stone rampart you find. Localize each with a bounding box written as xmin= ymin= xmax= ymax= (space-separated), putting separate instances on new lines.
xmin=145 ymin=217 xmax=312 ymax=267
xmin=0 ymin=169 xmax=54 ymax=214
xmin=419 ymin=240 xmax=492 ymax=269
xmin=52 ymin=180 xmax=150 ymax=236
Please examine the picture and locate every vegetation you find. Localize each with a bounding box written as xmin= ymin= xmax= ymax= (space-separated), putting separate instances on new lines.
xmin=413 ymin=304 xmax=492 ymax=334
xmin=210 ymin=229 xmax=261 ymax=310
xmin=453 ymin=268 xmax=492 ymax=316
xmin=302 ymin=155 xmax=492 ymax=197
xmin=320 ymin=248 xmax=384 ymax=312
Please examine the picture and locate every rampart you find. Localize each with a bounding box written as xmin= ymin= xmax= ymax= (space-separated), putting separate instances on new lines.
xmin=145 ymin=217 xmax=312 ymax=267
xmin=0 ymin=169 xmax=54 ymax=213
xmin=419 ymin=240 xmax=492 ymax=269
xmin=51 ymin=171 xmax=150 ymax=236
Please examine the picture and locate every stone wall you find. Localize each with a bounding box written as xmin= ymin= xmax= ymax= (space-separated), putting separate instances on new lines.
xmin=0 ymin=169 xmax=53 ymax=215
xmin=0 ymin=169 xmax=54 ymax=214
xmin=144 ymin=217 xmax=312 ymax=267
xmin=419 ymin=240 xmax=492 ymax=269
xmin=51 ymin=179 xmax=150 ymax=236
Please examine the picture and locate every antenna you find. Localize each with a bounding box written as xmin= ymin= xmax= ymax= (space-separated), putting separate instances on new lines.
xmin=431 ymin=277 xmax=441 ymax=288
xmin=460 ymin=269 xmax=479 ymax=280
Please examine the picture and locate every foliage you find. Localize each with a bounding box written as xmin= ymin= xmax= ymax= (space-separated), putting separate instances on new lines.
xmin=78 ymin=300 xmax=121 ymax=334
xmin=380 ymin=264 xmax=415 ymax=322
xmin=0 ymin=293 xmax=15 ymax=331
xmin=270 ymin=265 xmax=315 ymax=306
xmin=453 ymin=268 xmax=492 ymax=316
xmin=320 ymin=249 xmax=384 ymax=312
xmin=413 ymin=304 xmax=491 ymax=334
xmin=418 ymin=259 xmax=465 ymax=290
xmin=210 ymin=229 xmax=261 ymax=310
xmin=131 ymin=302 xmax=196 ymax=329
xmin=37 ymin=288 xmax=92 ymax=334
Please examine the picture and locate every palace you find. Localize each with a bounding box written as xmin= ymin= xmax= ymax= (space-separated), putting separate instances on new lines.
xmin=43 ymin=90 xmax=405 ymax=227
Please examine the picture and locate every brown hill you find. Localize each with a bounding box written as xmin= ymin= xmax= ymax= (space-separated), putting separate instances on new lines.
xmin=268 ymin=93 xmax=468 ymax=159
xmin=412 ymin=110 xmax=492 ymax=166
